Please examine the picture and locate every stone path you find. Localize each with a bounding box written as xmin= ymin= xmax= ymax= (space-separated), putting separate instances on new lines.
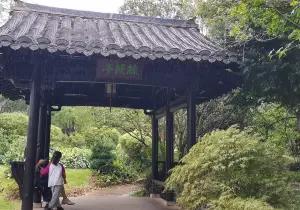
xmin=62 ymin=195 xmax=178 ymax=210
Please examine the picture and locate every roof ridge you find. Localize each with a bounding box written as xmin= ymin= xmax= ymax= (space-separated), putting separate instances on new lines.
xmin=13 ymin=0 xmax=198 ymax=28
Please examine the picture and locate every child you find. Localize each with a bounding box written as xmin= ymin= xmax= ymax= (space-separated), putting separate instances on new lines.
xmin=45 ymin=151 xmax=64 ymax=210
xmin=36 ymin=159 xmax=51 ymax=207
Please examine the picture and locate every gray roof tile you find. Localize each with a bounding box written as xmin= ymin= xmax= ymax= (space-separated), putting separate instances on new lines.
xmin=0 ymin=1 xmax=237 ymax=63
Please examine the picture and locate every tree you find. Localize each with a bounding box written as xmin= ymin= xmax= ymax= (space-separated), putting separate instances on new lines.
xmin=90 ymin=135 xmax=116 ymax=172
xmin=196 ymin=91 xmax=248 ymax=138
xmin=120 ymin=0 xmax=194 ymax=19
xmin=0 ymin=95 xmax=27 ymax=113
xmin=116 ymin=132 xmax=151 ymax=172
xmin=194 ymin=0 xmax=300 ymax=130
xmin=90 ymin=108 xmax=152 ymax=146
xmin=174 ymin=110 xmax=187 ymax=159
xmin=0 ymin=112 xmax=28 ymax=136
xmin=52 ymin=107 xmax=93 ymax=136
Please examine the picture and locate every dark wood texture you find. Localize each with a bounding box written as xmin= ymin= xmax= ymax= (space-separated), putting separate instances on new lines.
xmin=21 ymin=67 xmax=41 ymax=210
xmin=187 ymin=90 xmax=196 ymax=150
xmin=36 ymin=102 xmax=47 ymax=161
xmin=44 ymin=105 xmax=51 ymax=159
xmin=151 ymin=115 xmax=159 ymax=179
xmin=165 ymin=107 xmax=174 ymax=174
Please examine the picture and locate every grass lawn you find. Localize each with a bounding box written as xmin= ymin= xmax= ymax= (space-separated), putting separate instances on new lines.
xmin=66 ymin=168 xmax=92 ymax=188
xmin=0 ymin=165 xmax=92 ymax=209
xmin=0 ymin=165 xmax=20 ymax=210
xmin=0 ymin=196 xmax=19 ymax=210
xmin=64 ymin=168 xmax=93 ymax=196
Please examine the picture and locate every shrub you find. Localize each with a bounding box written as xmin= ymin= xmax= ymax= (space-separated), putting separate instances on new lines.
xmin=166 ymin=126 xmax=297 ymax=210
xmin=92 ymin=163 xmax=135 ymax=187
xmin=84 ymin=127 xmax=120 ymax=148
xmin=90 ymin=138 xmax=116 ymax=171
xmin=0 ymin=134 xmax=25 ymax=164
xmin=0 ymin=113 xmax=28 ymax=136
xmin=58 ymin=147 xmax=91 ymax=169
xmin=215 ymin=195 xmax=274 ymax=210
xmin=116 ymin=132 xmax=151 ymax=173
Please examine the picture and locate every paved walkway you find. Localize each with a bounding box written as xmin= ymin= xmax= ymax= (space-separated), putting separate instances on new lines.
xmin=34 ymin=185 xmax=180 ymax=210
xmin=62 ymin=195 xmax=179 ymax=210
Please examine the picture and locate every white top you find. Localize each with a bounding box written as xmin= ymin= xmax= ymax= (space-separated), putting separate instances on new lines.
xmin=48 ymin=163 xmax=64 ymax=187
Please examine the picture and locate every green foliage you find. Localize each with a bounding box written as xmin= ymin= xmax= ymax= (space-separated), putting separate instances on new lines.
xmin=90 ymin=136 xmax=116 ymax=172
xmin=195 ymin=0 xmax=300 ymax=121
xmin=196 ymin=0 xmax=300 ymax=44
xmin=197 ymin=91 xmax=248 ymax=137
xmin=0 ymin=113 xmax=27 ymax=164
xmin=215 ymin=195 xmax=274 ymax=210
xmin=50 ymin=125 xmax=65 ymax=146
xmin=52 ymin=107 xmax=93 ymax=135
xmin=1 ymin=136 xmax=25 ymax=164
xmin=92 ymin=164 xmax=134 ymax=187
xmin=0 ymin=113 xmax=28 ymax=136
xmin=116 ymin=132 xmax=151 ymax=173
xmin=166 ymin=126 xmax=297 ymax=210
xmin=249 ymin=103 xmax=299 ymax=148
xmin=120 ymin=0 xmax=194 ymax=19
xmin=0 ymin=96 xmax=27 ymax=113
xmin=83 ymin=127 xmax=120 ymax=148
xmin=0 ymin=165 xmax=19 ymax=201
xmin=59 ymin=147 xmax=91 ymax=169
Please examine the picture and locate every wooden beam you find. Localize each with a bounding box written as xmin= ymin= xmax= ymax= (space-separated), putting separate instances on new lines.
xmin=21 ymin=67 xmax=41 ymax=210
xmin=155 ymin=97 xmax=186 ymax=119
xmin=151 ymin=115 xmax=159 ymax=180
xmin=52 ymin=96 xmax=155 ymax=109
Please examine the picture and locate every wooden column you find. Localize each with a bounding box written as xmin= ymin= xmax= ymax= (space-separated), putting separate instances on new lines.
xmin=165 ymin=108 xmax=174 ymax=175
xmin=44 ymin=105 xmax=51 ymax=159
xmin=21 ymin=69 xmax=41 ymax=210
xmin=151 ymin=114 xmax=159 ymax=180
xmin=187 ymin=90 xmax=196 ymax=151
xmin=36 ymin=102 xmax=47 ymax=161
xmin=33 ymin=101 xmax=47 ymax=205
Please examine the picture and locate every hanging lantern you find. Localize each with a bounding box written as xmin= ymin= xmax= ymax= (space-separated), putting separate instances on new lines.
xmin=105 ymin=83 xmax=116 ymax=96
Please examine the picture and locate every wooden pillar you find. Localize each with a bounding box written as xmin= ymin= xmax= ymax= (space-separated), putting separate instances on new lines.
xmin=33 ymin=101 xmax=47 ymax=205
xmin=36 ymin=102 xmax=47 ymax=161
xmin=21 ymin=69 xmax=41 ymax=210
xmin=151 ymin=114 xmax=159 ymax=180
xmin=44 ymin=105 xmax=51 ymax=159
xmin=165 ymin=108 xmax=174 ymax=174
xmin=187 ymin=91 xmax=196 ymax=151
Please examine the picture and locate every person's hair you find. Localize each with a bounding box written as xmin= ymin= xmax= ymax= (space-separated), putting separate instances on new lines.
xmin=51 ymin=151 xmax=62 ymax=165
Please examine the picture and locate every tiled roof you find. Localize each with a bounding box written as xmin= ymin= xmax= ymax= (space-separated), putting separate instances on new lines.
xmin=0 ymin=1 xmax=237 ymax=63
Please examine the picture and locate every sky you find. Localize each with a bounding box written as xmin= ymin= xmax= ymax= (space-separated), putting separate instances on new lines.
xmin=24 ymin=0 xmax=125 ymax=13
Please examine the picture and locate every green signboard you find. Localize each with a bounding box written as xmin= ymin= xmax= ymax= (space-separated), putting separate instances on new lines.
xmin=96 ymin=58 xmax=143 ymax=80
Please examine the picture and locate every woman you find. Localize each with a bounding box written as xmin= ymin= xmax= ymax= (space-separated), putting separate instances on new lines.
xmin=40 ymin=151 xmax=74 ymax=210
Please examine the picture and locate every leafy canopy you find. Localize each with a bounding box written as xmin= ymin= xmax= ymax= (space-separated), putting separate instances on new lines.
xmin=120 ymin=0 xmax=194 ymax=19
